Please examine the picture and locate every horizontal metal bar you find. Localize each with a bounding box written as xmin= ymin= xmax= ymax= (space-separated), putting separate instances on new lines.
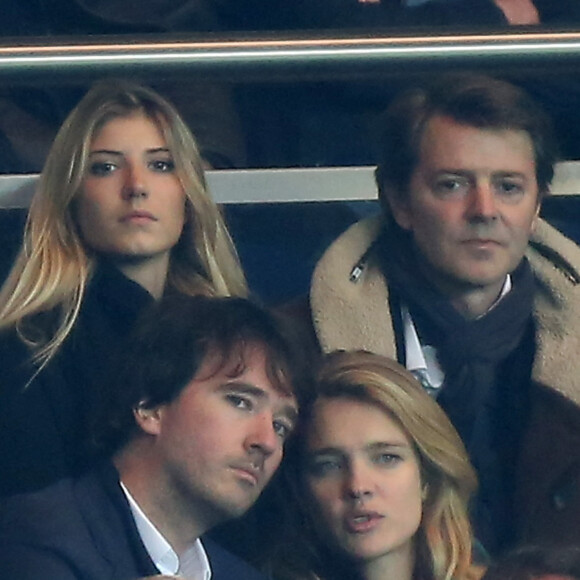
xmin=2 ymin=163 xmax=579 ymax=207
xmin=1 ymin=29 xmax=580 ymax=82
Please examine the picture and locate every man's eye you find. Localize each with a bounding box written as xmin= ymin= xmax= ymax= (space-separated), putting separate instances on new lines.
xmin=88 ymin=161 xmax=116 ymax=176
xmin=433 ymin=177 xmax=469 ymax=196
xmin=227 ymin=395 xmax=252 ymax=410
xmin=273 ymin=420 xmax=293 ymax=440
xmin=150 ymin=159 xmax=175 ymax=173
xmin=496 ymin=180 xmax=524 ymax=197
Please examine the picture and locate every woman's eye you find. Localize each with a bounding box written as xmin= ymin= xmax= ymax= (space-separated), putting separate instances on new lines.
xmin=374 ymin=453 xmax=402 ymax=466
xmin=150 ymin=159 xmax=175 ymax=173
xmin=307 ymin=458 xmax=343 ymax=477
xmin=88 ymin=161 xmax=116 ymax=176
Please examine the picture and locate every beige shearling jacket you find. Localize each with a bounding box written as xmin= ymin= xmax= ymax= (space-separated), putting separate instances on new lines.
xmin=311 ymin=215 xmax=580 ymax=545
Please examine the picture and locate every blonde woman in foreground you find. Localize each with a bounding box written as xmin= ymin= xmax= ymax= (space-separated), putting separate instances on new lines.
xmin=269 ymin=350 xmax=483 ymax=580
xmin=0 ymin=80 xmax=247 ymax=496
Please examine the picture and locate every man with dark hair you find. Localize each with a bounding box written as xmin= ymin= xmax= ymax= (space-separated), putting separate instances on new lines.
xmin=0 ymin=295 xmax=301 ymax=580
xmin=310 ymin=74 xmax=580 ymax=553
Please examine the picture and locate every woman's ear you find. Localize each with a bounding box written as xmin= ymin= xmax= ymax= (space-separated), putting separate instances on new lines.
xmin=421 ymin=483 xmax=429 ymax=502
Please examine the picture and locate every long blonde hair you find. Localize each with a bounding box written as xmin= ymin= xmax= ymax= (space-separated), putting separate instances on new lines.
xmin=0 ymin=80 xmax=247 ymax=367
xmin=275 ymin=350 xmax=479 ymax=580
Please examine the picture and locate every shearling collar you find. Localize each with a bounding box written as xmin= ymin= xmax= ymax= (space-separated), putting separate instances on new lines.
xmin=311 ymin=215 xmax=580 ymax=406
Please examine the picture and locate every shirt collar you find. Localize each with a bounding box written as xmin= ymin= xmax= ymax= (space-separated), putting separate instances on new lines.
xmin=489 ymin=273 xmax=512 ymax=311
xmin=402 ymin=304 xmax=444 ymax=388
xmin=120 ymin=482 xmax=211 ymax=580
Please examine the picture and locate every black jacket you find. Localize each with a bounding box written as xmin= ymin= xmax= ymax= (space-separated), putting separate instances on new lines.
xmin=0 ymin=463 xmax=267 ymax=580
xmin=0 ymin=263 xmax=154 ymax=496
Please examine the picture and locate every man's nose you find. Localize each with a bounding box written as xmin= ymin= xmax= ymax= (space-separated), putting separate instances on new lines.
xmin=245 ymin=413 xmax=278 ymax=457
xmin=467 ymin=182 xmax=498 ymax=221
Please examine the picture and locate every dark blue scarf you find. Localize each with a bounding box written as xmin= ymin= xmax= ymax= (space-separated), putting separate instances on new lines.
xmin=378 ymin=225 xmax=535 ymax=555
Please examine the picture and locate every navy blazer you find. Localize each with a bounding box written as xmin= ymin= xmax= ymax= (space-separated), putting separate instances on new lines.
xmin=0 ymin=463 xmax=268 ymax=580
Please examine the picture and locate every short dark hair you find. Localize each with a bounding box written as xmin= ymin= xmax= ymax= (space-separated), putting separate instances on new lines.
xmin=375 ymin=73 xmax=558 ymax=217
xmin=482 ymin=544 xmax=580 ymax=580
xmin=96 ymin=295 xmax=306 ymax=452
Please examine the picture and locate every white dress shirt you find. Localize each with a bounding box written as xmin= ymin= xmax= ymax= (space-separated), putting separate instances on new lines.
xmin=120 ymin=482 xmax=211 ymax=580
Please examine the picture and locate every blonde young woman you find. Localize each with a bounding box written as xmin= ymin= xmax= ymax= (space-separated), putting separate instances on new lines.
xmin=0 ymin=80 xmax=247 ymax=496
xmin=269 ymin=350 xmax=483 ymax=580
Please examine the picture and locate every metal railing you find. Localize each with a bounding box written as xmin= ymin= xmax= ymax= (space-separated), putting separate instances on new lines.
xmin=1 ymin=29 xmax=580 ymax=204
xmin=3 ymin=162 xmax=580 ymax=207
xmin=0 ymin=28 xmax=580 ymax=82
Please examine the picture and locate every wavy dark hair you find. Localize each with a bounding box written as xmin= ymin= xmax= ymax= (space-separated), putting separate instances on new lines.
xmin=95 ymin=295 xmax=307 ymax=453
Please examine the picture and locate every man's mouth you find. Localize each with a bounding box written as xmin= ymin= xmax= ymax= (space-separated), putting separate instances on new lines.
xmin=231 ymin=462 xmax=263 ymax=487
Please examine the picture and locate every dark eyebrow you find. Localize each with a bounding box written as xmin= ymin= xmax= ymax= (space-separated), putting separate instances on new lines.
xmin=280 ymin=404 xmax=299 ymax=426
xmin=221 ymin=381 xmax=299 ymax=423
xmin=432 ymin=169 xmax=473 ymax=177
xmin=220 ymin=381 xmax=269 ymax=398
xmin=432 ymin=169 xmax=529 ymax=180
xmin=492 ymin=171 xmax=528 ymax=179
xmin=308 ymin=446 xmax=344 ymax=456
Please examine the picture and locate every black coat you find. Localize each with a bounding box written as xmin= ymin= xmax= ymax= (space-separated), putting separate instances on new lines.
xmin=0 ymin=264 xmax=154 ymax=496
xmin=0 ymin=463 xmax=267 ymax=580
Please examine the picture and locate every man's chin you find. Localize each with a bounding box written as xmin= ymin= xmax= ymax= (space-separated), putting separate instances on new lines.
xmin=427 ymin=266 xmax=508 ymax=294
xmin=214 ymin=491 xmax=259 ymax=520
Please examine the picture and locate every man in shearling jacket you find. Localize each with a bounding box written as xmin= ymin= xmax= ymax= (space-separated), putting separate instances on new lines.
xmin=310 ymin=74 xmax=580 ymax=555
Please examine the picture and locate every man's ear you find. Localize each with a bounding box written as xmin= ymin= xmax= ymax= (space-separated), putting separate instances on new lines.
xmin=133 ymin=402 xmax=164 ymax=436
xmin=387 ymin=189 xmax=413 ymax=231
